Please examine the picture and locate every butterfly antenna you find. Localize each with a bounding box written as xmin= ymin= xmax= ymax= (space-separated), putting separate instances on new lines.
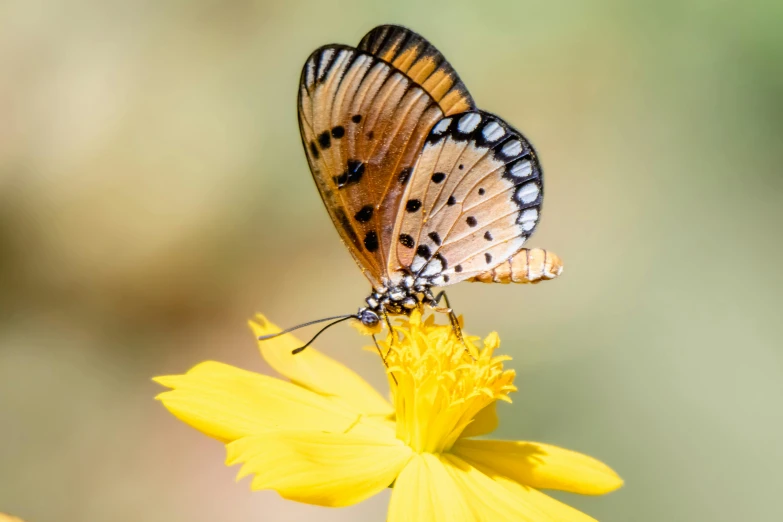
xmin=257 ymin=314 xmax=356 ymax=342
xmin=291 ymin=315 xmax=356 ymax=354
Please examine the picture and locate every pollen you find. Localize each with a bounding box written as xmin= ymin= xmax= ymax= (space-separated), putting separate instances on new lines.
xmin=378 ymin=311 xmax=517 ymax=453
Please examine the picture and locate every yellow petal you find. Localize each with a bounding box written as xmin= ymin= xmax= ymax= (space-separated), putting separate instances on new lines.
xmin=155 ymin=361 xmax=389 ymax=443
xmin=226 ymin=430 xmax=412 ymax=507
xmin=391 ymin=453 xmax=589 ymax=521
xmin=452 ymin=439 xmax=623 ymax=495
xmin=443 ymin=453 xmax=598 ymax=522
xmin=491 ymin=474 xmax=600 ymax=522
xmin=388 ymin=453 xmax=474 ymax=522
xmin=250 ymin=315 xmax=393 ymax=416
xmin=459 ymin=402 xmax=499 ymax=438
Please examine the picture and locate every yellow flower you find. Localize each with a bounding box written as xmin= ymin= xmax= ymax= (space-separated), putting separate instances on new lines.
xmin=155 ymin=311 xmax=622 ymax=521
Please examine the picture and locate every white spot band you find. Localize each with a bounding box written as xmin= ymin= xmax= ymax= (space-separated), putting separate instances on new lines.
xmin=515 ymin=182 xmax=540 ymax=204
xmin=432 ymin=118 xmax=452 ymax=135
xmin=510 ymin=159 xmax=532 ymax=178
xmin=482 ymin=121 xmax=505 ymax=142
xmin=501 ymin=139 xmax=523 ymax=157
xmin=458 ymin=113 xmax=481 ymax=133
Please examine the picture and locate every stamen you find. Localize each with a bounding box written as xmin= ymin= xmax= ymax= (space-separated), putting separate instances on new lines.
xmin=373 ymin=311 xmax=515 ymax=453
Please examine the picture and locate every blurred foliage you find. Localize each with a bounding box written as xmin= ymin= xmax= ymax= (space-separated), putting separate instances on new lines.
xmin=0 ymin=0 xmax=781 ymax=521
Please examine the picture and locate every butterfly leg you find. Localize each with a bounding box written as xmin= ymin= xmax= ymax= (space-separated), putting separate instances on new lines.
xmin=430 ymin=291 xmax=476 ymax=359
xmin=430 ymin=291 xmax=461 ymax=337
xmin=371 ymin=333 xmax=387 ymax=361
xmin=372 ymin=333 xmax=398 ymax=385
xmin=432 ymin=290 xmax=453 ymax=310
xmin=383 ymin=312 xmax=397 ymax=348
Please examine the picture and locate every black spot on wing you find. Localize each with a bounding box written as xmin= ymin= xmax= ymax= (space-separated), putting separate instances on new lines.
xmin=484 ymin=231 xmax=493 ymax=241
xmin=454 ymin=264 xmax=463 ymax=273
xmin=399 ymin=167 xmax=412 ymax=185
xmin=466 ymin=216 xmax=477 ymax=227
xmin=428 ymin=232 xmax=442 ymax=245
xmin=406 ymin=199 xmax=422 ymax=212
xmin=364 ymin=231 xmax=379 ymax=252
xmin=416 ymin=245 xmax=431 ymax=259
xmin=351 ymin=114 xmax=362 ymax=123
xmin=485 ymin=253 xmax=493 ymax=264
xmin=347 ymin=159 xmax=365 ymax=176
xmin=331 ymin=126 xmax=345 ymax=138
xmin=431 ymin=172 xmax=446 ymax=183
xmin=354 ymin=205 xmax=374 ymax=223
xmin=333 ymin=171 xmax=348 ymax=186
xmin=399 ymin=234 xmax=415 ymax=248
xmin=309 ymin=141 xmax=319 ymax=159
xmin=317 ymin=131 xmax=331 ymax=149
xmin=447 ymin=196 xmax=457 ymax=206
xmin=333 ymin=160 xmax=365 ymax=189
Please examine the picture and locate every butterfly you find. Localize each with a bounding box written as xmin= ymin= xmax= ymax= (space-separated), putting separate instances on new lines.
xmin=287 ymin=24 xmax=562 ymax=345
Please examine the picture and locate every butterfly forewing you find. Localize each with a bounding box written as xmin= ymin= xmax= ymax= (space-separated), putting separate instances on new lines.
xmin=299 ymin=46 xmax=446 ymax=288
xmin=389 ymin=110 xmax=543 ymax=286
xmin=298 ymin=26 xmax=476 ymax=290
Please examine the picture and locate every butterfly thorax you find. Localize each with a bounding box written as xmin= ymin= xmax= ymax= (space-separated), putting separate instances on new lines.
xmin=357 ymin=274 xmax=435 ymax=328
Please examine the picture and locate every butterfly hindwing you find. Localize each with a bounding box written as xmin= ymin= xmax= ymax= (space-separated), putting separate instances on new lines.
xmin=389 ymin=110 xmax=544 ymax=286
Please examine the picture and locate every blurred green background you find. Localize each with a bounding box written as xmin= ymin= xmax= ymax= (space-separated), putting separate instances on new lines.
xmin=1 ymin=0 xmax=782 ymax=521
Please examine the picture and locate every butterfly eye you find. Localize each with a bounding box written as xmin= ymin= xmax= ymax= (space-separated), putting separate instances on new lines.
xmin=359 ymin=309 xmax=380 ymax=327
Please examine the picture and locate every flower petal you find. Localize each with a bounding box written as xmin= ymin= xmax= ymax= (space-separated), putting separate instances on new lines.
xmin=391 ymin=453 xmax=593 ymax=521
xmin=459 ymin=402 xmax=499 ymax=438
xmin=155 ymin=361 xmax=389 ymax=442
xmin=442 ymin=453 xmax=599 ymax=522
xmin=250 ymin=315 xmax=393 ymax=416
xmin=452 ymin=439 xmax=623 ymax=495
xmin=388 ymin=454 xmax=474 ymax=522
xmin=491 ymin=475 xmax=600 ymax=522
xmin=226 ymin=430 xmax=412 ymax=507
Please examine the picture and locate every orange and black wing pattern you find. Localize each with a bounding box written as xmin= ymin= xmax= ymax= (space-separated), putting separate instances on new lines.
xmin=297 ymin=26 xmax=474 ymax=290
xmin=357 ymin=25 xmax=474 ymax=116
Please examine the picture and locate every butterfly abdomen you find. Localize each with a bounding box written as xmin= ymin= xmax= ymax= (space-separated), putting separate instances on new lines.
xmin=469 ymin=248 xmax=562 ymax=284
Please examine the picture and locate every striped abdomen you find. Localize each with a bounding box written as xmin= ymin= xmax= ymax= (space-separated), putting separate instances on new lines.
xmin=469 ymin=248 xmax=563 ymax=284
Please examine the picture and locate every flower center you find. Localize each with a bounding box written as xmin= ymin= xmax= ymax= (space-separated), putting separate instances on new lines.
xmin=379 ymin=311 xmax=516 ymax=453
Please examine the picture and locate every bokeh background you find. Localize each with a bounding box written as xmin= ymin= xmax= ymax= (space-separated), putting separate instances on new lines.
xmin=1 ymin=0 xmax=782 ymax=520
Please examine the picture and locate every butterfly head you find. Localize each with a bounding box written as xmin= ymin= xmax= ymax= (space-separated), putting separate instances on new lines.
xmin=357 ymin=308 xmax=381 ymax=328
xmin=359 ymin=279 xmax=436 ymax=327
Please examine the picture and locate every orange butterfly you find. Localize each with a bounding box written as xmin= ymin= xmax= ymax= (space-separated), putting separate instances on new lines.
xmin=270 ymin=25 xmax=562 ymax=349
